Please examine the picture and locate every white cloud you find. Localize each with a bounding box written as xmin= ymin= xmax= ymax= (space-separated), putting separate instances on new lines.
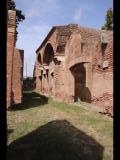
xmin=16 ymin=22 xmax=51 ymax=77
xmin=25 ymin=0 xmax=59 ymax=19
xmin=15 ymin=0 xmax=60 ymax=77
xmin=73 ymin=8 xmax=82 ymax=21
xmin=73 ymin=4 xmax=95 ymax=22
xmin=26 ymin=8 xmax=39 ymax=19
xmin=15 ymin=1 xmax=96 ymax=76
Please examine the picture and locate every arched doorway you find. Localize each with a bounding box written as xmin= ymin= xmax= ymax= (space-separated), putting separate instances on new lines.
xmin=37 ymin=53 xmax=42 ymax=65
xmin=70 ymin=63 xmax=91 ymax=102
xmin=37 ymin=53 xmax=42 ymax=92
xmin=43 ymin=43 xmax=54 ymax=65
xmin=70 ymin=63 xmax=86 ymax=102
xmin=43 ymin=43 xmax=55 ymax=96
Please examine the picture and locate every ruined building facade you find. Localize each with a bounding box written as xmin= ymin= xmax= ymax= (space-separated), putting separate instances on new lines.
xmin=7 ymin=10 xmax=24 ymax=108
xmin=33 ymin=24 xmax=113 ymax=115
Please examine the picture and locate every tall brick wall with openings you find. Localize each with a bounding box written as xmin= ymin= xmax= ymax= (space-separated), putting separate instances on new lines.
xmin=33 ymin=24 xmax=113 ymax=116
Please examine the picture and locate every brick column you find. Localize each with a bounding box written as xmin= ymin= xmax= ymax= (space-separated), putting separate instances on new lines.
xmin=12 ymin=49 xmax=24 ymax=104
xmin=7 ymin=10 xmax=16 ymax=108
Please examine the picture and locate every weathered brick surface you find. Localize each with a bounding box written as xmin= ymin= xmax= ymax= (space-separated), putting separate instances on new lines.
xmin=34 ymin=24 xmax=113 ymax=115
xmin=54 ymin=61 xmax=65 ymax=100
xmin=7 ymin=10 xmax=24 ymax=108
xmin=12 ymin=49 xmax=24 ymax=104
xmin=7 ymin=10 xmax=16 ymax=108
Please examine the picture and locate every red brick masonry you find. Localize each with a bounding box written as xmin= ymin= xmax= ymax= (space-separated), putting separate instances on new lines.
xmin=34 ymin=24 xmax=113 ymax=116
xmin=7 ymin=10 xmax=24 ymax=108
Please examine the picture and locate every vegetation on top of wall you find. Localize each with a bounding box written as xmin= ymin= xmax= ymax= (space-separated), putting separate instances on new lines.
xmin=101 ymin=8 xmax=113 ymax=31
xmin=8 ymin=0 xmax=25 ymax=41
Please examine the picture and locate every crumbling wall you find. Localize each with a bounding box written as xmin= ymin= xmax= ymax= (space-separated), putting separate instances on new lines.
xmin=7 ymin=10 xmax=16 ymax=108
xmin=54 ymin=61 xmax=65 ymax=100
xmin=7 ymin=10 xmax=24 ymax=108
xmin=64 ymin=27 xmax=113 ymax=115
xmin=91 ymin=37 xmax=113 ymax=116
xmin=34 ymin=24 xmax=113 ymax=115
xmin=12 ymin=49 xmax=24 ymax=104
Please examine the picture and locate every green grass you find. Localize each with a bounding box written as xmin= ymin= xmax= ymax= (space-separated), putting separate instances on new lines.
xmin=7 ymin=91 xmax=113 ymax=160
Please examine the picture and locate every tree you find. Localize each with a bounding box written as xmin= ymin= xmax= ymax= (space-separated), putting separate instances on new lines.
xmin=101 ymin=8 xmax=113 ymax=30
xmin=8 ymin=0 xmax=25 ymax=41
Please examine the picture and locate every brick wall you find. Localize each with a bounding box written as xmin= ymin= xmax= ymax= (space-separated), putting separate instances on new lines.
xmin=54 ymin=61 xmax=65 ymax=100
xmin=12 ymin=49 xmax=24 ymax=104
xmin=7 ymin=10 xmax=16 ymax=108
xmin=91 ymin=36 xmax=113 ymax=115
xmin=7 ymin=10 xmax=24 ymax=108
xmin=23 ymin=78 xmax=35 ymax=91
xmin=34 ymin=24 xmax=113 ymax=115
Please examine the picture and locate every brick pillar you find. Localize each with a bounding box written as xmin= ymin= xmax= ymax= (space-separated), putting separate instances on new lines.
xmin=84 ymin=63 xmax=92 ymax=91
xmin=12 ymin=49 xmax=24 ymax=104
xmin=64 ymin=66 xmax=74 ymax=102
xmin=7 ymin=10 xmax=16 ymax=108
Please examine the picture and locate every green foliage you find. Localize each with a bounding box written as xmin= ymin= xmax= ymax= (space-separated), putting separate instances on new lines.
xmin=8 ymin=0 xmax=25 ymax=40
xmin=8 ymin=0 xmax=16 ymax=9
xmin=102 ymin=8 xmax=113 ymax=30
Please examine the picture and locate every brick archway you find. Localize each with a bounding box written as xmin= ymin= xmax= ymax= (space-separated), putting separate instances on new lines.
xmin=43 ymin=43 xmax=54 ymax=65
xmin=65 ymin=31 xmax=92 ymax=103
xmin=65 ymin=61 xmax=92 ymax=103
xmin=70 ymin=63 xmax=91 ymax=102
xmin=70 ymin=63 xmax=86 ymax=101
xmin=42 ymin=43 xmax=55 ymax=96
xmin=37 ymin=53 xmax=42 ymax=65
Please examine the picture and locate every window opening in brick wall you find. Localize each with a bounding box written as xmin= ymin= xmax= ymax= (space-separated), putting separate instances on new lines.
xmin=51 ymin=72 xmax=54 ymax=77
xmin=101 ymin=43 xmax=107 ymax=56
xmin=81 ymin=43 xmax=85 ymax=54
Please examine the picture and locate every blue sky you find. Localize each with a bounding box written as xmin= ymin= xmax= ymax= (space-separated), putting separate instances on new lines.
xmin=14 ymin=0 xmax=113 ymax=77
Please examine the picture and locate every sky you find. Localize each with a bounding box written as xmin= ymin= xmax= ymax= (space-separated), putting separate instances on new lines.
xmin=14 ymin=0 xmax=113 ymax=77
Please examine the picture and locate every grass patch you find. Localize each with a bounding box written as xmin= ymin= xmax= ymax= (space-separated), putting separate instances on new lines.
xmin=7 ymin=91 xmax=113 ymax=160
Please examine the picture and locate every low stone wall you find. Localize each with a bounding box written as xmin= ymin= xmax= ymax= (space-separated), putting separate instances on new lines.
xmin=23 ymin=78 xmax=36 ymax=91
xmin=92 ymin=93 xmax=113 ymax=117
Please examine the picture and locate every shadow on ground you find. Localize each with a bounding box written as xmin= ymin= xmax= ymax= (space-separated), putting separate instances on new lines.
xmin=9 ymin=91 xmax=48 ymax=110
xmin=7 ymin=120 xmax=104 ymax=160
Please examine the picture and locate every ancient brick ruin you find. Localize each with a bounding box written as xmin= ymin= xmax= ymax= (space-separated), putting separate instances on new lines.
xmin=33 ymin=24 xmax=113 ymax=115
xmin=7 ymin=10 xmax=24 ymax=108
